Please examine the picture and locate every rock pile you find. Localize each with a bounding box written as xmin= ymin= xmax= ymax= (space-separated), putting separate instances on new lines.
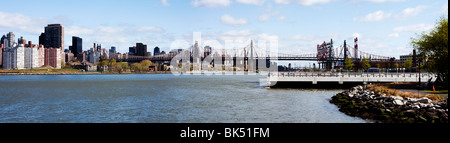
xmin=330 ymin=85 xmax=448 ymax=123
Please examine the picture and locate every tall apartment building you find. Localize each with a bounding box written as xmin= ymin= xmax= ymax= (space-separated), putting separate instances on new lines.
xmin=44 ymin=48 xmax=61 ymax=69
xmin=24 ymin=46 xmax=39 ymax=69
xmin=154 ymin=46 xmax=160 ymax=56
xmin=136 ymin=43 xmax=147 ymax=56
xmin=0 ymin=44 xmax=3 ymax=67
xmin=3 ymin=44 xmax=24 ymax=70
xmin=70 ymin=36 xmax=82 ymax=57
xmin=44 ymin=24 xmax=64 ymax=49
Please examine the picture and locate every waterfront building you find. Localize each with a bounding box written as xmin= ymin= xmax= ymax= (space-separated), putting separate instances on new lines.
xmin=77 ymin=52 xmax=86 ymax=63
xmin=43 ymin=24 xmax=64 ymax=50
xmin=2 ymin=44 xmax=24 ymax=70
xmin=65 ymin=51 xmax=74 ymax=63
xmin=37 ymin=45 xmax=45 ymax=67
xmin=44 ymin=47 xmax=61 ymax=69
xmin=154 ymin=46 xmax=160 ymax=56
xmin=400 ymin=54 xmax=413 ymax=63
xmin=70 ymin=36 xmax=82 ymax=57
xmin=24 ymin=45 xmax=39 ymax=69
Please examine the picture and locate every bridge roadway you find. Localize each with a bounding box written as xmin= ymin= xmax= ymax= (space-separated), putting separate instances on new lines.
xmin=117 ymin=56 xmax=391 ymax=63
xmin=268 ymin=72 xmax=436 ymax=85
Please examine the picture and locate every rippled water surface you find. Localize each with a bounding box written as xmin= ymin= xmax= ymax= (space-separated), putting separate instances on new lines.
xmin=0 ymin=74 xmax=367 ymax=123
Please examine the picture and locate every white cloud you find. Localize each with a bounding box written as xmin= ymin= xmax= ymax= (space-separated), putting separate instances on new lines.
xmin=273 ymin=0 xmax=334 ymax=6
xmin=222 ymin=30 xmax=252 ymax=36
xmin=0 ymin=11 xmax=46 ymax=34
xmin=221 ymin=14 xmax=248 ymax=26
xmin=236 ymin=0 xmax=266 ymax=5
xmin=65 ymin=26 xmax=95 ymax=36
xmin=387 ymin=33 xmax=399 ymax=38
xmin=191 ymin=0 xmax=231 ymax=8
xmin=396 ymin=5 xmax=428 ymax=19
xmin=138 ymin=26 xmax=165 ymax=33
xmin=393 ymin=24 xmax=435 ymax=32
xmin=257 ymin=33 xmax=279 ymax=41
xmin=292 ymin=34 xmax=316 ymax=41
xmin=259 ymin=14 xmax=271 ymax=22
xmin=161 ymin=0 xmax=170 ymax=6
xmin=278 ymin=15 xmax=286 ymax=20
xmin=357 ymin=10 xmax=392 ymax=22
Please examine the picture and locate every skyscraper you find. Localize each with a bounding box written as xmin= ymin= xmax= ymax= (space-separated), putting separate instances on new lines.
xmin=6 ymin=32 xmax=15 ymax=48
xmin=71 ymin=36 xmax=82 ymax=57
xmin=39 ymin=33 xmax=45 ymax=46
xmin=44 ymin=24 xmax=64 ymax=49
xmin=154 ymin=46 xmax=160 ymax=56
xmin=136 ymin=43 xmax=147 ymax=56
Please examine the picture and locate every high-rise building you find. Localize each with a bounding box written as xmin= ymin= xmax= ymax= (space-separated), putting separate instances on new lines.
xmin=39 ymin=33 xmax=45 ymax=46
xmin=18 ymin=36 xmax=26 ymax=45
xmin=44 ymin=24 xmax=64 ymax=49
xmin=136 ymin=43 xmax=147 ymax=56
xmin=1 ymin=35 xmax=6 ymax=45
xmin=2 ymin=32 xmax=16 ymax=48
xmin=154 ymin=46 xmax=160 ymax=56
xmin=71 ymin=36 xmax=82 ymax=57
xmin=129 ymin=46 xmax=136 ymax=55
xmin=204 ymin=46 xmax=212 ymax=57
xmin=109 ymin=46 xmax=116 ymax=54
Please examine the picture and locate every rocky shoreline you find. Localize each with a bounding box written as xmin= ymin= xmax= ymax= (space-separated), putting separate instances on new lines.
xmin=330 ymin=85 xmax=448 ymax=123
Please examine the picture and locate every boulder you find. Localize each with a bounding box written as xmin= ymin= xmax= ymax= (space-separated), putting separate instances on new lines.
xmin=412 ymin=105 xmax=420 ymax=109
xmin=393 ymin=100 xmax=404 ymax=106
xmin=416 ymin=98 xmax=431 ymax=104
xmin=392 ymin=96 xmax=403 ymax=100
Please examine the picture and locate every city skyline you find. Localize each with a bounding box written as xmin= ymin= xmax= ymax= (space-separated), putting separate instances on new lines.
xmin=0 ymin=0 xmax=447 ymax=58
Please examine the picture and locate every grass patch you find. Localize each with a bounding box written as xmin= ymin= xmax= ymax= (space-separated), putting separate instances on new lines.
xmin=425 ymin=90 xmax=448 ymax=94
xmin=368 ymin=84 xmax=446 ymax=102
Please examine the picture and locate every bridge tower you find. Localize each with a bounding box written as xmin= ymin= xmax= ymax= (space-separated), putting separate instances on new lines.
xmin=344 ymin=40 xmax=348 ymax=60
xmin=354 ymin=37 xmax=358 ymax=60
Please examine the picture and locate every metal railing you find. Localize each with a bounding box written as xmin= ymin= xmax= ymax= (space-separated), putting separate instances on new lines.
xmin=269 ymin=72 xmax=435 ymax=78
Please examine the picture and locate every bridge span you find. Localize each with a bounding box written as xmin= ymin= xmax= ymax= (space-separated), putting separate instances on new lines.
xmin=268 ymin=72 xmax=436 ymax=85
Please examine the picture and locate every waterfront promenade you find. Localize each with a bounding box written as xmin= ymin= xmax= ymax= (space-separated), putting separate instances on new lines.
xmin=269 ymin=72 xmax=436 ymax=85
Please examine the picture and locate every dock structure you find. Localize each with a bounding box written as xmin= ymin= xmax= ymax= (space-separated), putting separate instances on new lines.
xmin=268 ymin=72 xmax=436 ymax=85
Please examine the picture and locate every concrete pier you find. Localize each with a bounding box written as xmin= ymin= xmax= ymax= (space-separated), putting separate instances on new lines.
xmin=268 ymin=72 xmax=436 ymax=85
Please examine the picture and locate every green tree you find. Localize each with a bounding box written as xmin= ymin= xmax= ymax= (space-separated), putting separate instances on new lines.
xmin=109 ymin=59 xmax=117 ymax=72
xmin=394 ymin=63 xmax=399 ymax=72
xmin=344 ymin=58 xmax=354 ymax=71
xmin=140 ymin=60 xmax=153 ymax=71
xmin=116 ymin=62 xmax=129 ymax=74
xmin=412 ymin=16 xmax=448 ymax=87
xmin=361 ymin=58 xmax=371 ymax=70
xmin=403 ymin=58 xmax=412 ymax=69
xmin=131 ymin=63 xmax=142 ymax=73
xmin=376 ymin=64 xmax=380 ymax=69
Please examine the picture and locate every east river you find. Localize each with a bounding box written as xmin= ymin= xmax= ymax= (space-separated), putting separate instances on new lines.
xmin=0 ymin=74 xmax=368 ymax=123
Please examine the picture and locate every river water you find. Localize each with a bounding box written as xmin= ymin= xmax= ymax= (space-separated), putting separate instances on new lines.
xmin=0 ymin=74 xmax=367 ymax=123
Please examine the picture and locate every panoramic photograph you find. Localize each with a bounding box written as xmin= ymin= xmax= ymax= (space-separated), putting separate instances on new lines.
xmin=0 ymin=0 xmax=448 ymax=137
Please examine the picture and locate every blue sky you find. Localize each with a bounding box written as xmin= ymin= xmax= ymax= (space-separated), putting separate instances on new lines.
xmin=0 ymin=0 xmax=447 ymax=60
